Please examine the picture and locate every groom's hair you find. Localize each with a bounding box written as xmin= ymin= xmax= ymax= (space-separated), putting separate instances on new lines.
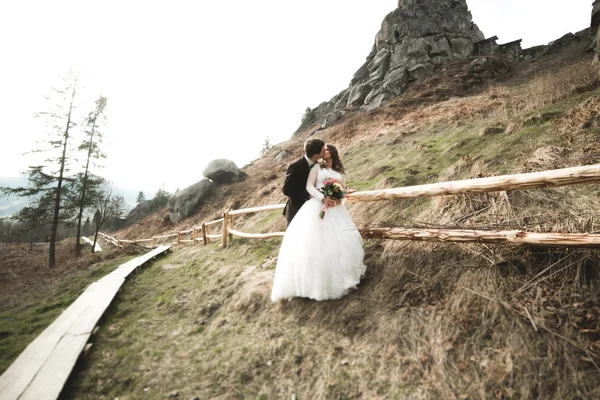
xmin=304 ymin=138 xmax=325 ymax=158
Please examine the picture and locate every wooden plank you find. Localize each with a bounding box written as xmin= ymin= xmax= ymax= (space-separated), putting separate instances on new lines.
xmin=18 ymin=334 xmax=89 ymax=400
xmin=359 ymin=227 xmax=600 ymax=247
xmin=346 ymin=163 xmax=600 ymax=203
xmin=0 ymin=246 xmax=171 ymax=400
xmin=98 ymin=246 xmax=171 ymax=282
xmin=227 ymin=229 xmax=285 ymax=239
xmin=229 ymin=203 xmax=285 ymax=216
xmin=19 ymin=280 xmax=123 ymax=400
xmin=206 ymin=234 xmax=221 ymax=239
xmin=0 ymin=283 xmax=103 ymax=400
xmin=80 ymin=236 xmax=101 ymax=252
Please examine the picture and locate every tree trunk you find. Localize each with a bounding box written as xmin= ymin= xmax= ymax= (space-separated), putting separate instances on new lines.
xmin=93 ymin=228 xmax=99 ymax=252
xmin=49 ymin=81 xmax=77 ymax=268
xmin=358 ymin=227 xmax=600 ymax=247
xmin=75 ymin=125 xmax=95 ymax=257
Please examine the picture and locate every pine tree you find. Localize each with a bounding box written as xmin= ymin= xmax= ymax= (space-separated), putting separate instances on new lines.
xmin=136 ymin=191 xmax=146 ymax=204
xmin=1 ymin=71 xmax=81 ymax=268
xmin=260 ymin=137 xmax=273 ymax=157
xmin=74 ymin=95 xmax=107 ymax=256
xmin=150 ymin=187 xmax=171 ymax=211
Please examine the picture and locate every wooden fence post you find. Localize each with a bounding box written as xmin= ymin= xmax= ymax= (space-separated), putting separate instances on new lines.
xmin=152 ymin=236 xmax=157 ymax=248
xmin=177 ymin=231 xmax=182 ymax=246
xmin=228 ymin=214 xmax=235 ymax=243
xmin=221 ymin=209 xmax=230 ymax=249
xmin=192 ymin=226 xmax=198 ymax=246
xmin=202 ymin=222 xmax=208 ymax=246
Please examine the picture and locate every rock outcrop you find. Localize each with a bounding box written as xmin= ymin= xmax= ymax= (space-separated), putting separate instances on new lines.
xmin=592 ymin=0 xmax=600 ymax=62
xmin=168 ymin=179 xmax=214 ymax=224
xmin=123 ymin=200 xmax=153 ymax=227
xmin=203 ymin=159 xmax=242 ymax=184
xmin=296 ymin=0 xmax=485 ymax=133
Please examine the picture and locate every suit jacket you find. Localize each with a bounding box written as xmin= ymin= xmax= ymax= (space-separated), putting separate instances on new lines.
xmin=282 ymin=156 xmax=312 ymax=225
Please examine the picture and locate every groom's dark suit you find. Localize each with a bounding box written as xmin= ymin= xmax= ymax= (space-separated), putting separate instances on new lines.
xmin=282 ymin=156 xmax=313 ymax=226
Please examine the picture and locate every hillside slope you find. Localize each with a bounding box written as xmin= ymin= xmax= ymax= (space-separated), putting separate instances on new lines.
xmin=52 ymin=34 xmax=600 ymax=399
xmin=0 ymin=30 xmax=598 ymax=399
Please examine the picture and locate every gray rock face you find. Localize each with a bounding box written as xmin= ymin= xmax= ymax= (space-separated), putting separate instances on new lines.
xmin=123 ymin=200 xmax=152 ymax=227
xmin=295 ymin=0 xmax=484 ymax=134
xmin=168 ymin=179 xmax=214 ymax=224
xmin=202 ymin=159 xmax=241 ymax=183
xmin=592 ymin=0 xmax=600 ymax=63
xmin=275 ymin=150 xmax=291 ymax=162
xmin=321 ymin=111 xmax=346 ymax=129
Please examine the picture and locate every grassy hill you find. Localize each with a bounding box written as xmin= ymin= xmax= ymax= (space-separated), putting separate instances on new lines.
xmin=2 ymin=36 xmax=600 ymax=399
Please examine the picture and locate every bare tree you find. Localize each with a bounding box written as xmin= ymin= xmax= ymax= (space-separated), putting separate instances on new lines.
xmin=92 ymin=182 xmax=125 ymax=251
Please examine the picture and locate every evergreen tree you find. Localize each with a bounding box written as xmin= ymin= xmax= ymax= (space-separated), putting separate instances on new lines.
xmin=83 ymin=216 xmax=92 ymax=236
xmin=74 ymin=95 xmax=107 ymax=256
xmin=136 ymin=191 xmax=146 ymax=204
xmin=150 ymin=187 xmax=171 ymax=211
xmin=260 ymin=137 xmax=273 ymax=157
xmin=0 ymin=70 xmax=81 ymax=267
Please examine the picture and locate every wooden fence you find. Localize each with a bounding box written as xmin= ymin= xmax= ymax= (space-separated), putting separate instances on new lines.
xmin=99 ymin=164 xmax=600 ymax=249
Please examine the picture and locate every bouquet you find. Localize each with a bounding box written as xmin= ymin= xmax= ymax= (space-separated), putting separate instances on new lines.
xmin=319 ymin=178 xmax=346 ymax=219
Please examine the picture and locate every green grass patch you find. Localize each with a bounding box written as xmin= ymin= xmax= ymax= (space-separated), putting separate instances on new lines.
xmin=0 ymin=255 xmax=137 ymax=374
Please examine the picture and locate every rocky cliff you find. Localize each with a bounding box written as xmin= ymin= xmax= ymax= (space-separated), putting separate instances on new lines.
xmin=592 ymin=0 xmax=600 ymax=62
xmin=297 ymin=0 xmax=485 ymax=133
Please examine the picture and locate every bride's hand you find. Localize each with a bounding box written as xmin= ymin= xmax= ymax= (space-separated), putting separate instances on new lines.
xmin=323 ymin=197 xmax=336 ymax=207
xmin=346 ymin=188 xmax=356 ymax=194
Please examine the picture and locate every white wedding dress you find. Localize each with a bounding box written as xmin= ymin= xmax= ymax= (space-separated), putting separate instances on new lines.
xmin=271 ymin=164 xmax=366 ymax=301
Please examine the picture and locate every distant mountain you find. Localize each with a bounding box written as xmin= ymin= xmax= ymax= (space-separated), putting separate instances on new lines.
xmin=0 ymin=176 xmax=165 ymax=217
xmin=0 ymin=177 xmax=30 ymax=217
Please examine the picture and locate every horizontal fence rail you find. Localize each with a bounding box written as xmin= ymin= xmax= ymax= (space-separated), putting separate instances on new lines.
xmin=346 ymin=164 xmax=600 ymax=203
xmin=359 ymin=228 xmax=600 ymax=247
xmin=99 ymin=164 xmax=600 ymax=250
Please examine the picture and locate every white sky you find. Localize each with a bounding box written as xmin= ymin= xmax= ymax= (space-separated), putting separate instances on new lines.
xmin=0 ymin=0 xmax=593 ymax=195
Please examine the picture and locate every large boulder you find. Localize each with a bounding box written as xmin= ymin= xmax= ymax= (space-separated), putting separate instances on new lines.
xmin=202 ymin=159 xmax=241 ymax=184
xmin=168 ymin=179 xmax=214 ymax=224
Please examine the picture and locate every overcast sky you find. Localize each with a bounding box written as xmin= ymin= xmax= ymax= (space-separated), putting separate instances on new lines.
xmin=0 ymin=0 xmax=593 ymax=195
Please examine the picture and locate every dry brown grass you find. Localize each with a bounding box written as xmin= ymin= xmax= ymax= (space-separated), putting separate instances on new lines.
xmin=523 ymin=62 xmax=600 ymax=113
xmin=0 ymin=239 xmax=144 ymax=312
xmin=49 ymin=41 xmax=600 ymax=400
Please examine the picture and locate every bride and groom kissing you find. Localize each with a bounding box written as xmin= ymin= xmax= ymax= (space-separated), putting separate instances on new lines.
xmin=271 ymin=138 xmax=366 ymax=302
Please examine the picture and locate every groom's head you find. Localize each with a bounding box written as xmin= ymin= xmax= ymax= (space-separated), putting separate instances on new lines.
xmin=304 ymin=138 xmax=325 ymax=160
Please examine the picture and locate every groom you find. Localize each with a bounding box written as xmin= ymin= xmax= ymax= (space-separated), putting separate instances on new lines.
xmin=282 ymin=138 xmax=333 ymax=226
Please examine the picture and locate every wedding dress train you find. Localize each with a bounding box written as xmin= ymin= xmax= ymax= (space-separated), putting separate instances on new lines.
xmin=271 ymin=164 xmax=366 ymax=301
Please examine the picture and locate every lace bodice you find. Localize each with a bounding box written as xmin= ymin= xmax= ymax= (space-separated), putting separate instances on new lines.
xmin=306 ymin=164 xmax=345 ymax=201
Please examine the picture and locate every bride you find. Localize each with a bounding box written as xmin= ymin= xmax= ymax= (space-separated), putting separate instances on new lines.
xmin=271 ymin=144 xmax=366 ymax=301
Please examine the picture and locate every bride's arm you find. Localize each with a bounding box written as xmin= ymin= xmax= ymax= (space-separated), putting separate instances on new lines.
xmin=306 ymin=166 xmax=324 ymax=201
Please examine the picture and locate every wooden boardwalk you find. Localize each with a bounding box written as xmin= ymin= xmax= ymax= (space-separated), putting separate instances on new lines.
xmin=81 ymin=236 xmax=102 ymax=253
xmin=0 ymin=245 xmax=171 ymax=400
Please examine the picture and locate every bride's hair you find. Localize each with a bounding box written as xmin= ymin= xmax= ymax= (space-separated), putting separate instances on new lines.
xmin=325 ymin=144 xmax=345 ymax=174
